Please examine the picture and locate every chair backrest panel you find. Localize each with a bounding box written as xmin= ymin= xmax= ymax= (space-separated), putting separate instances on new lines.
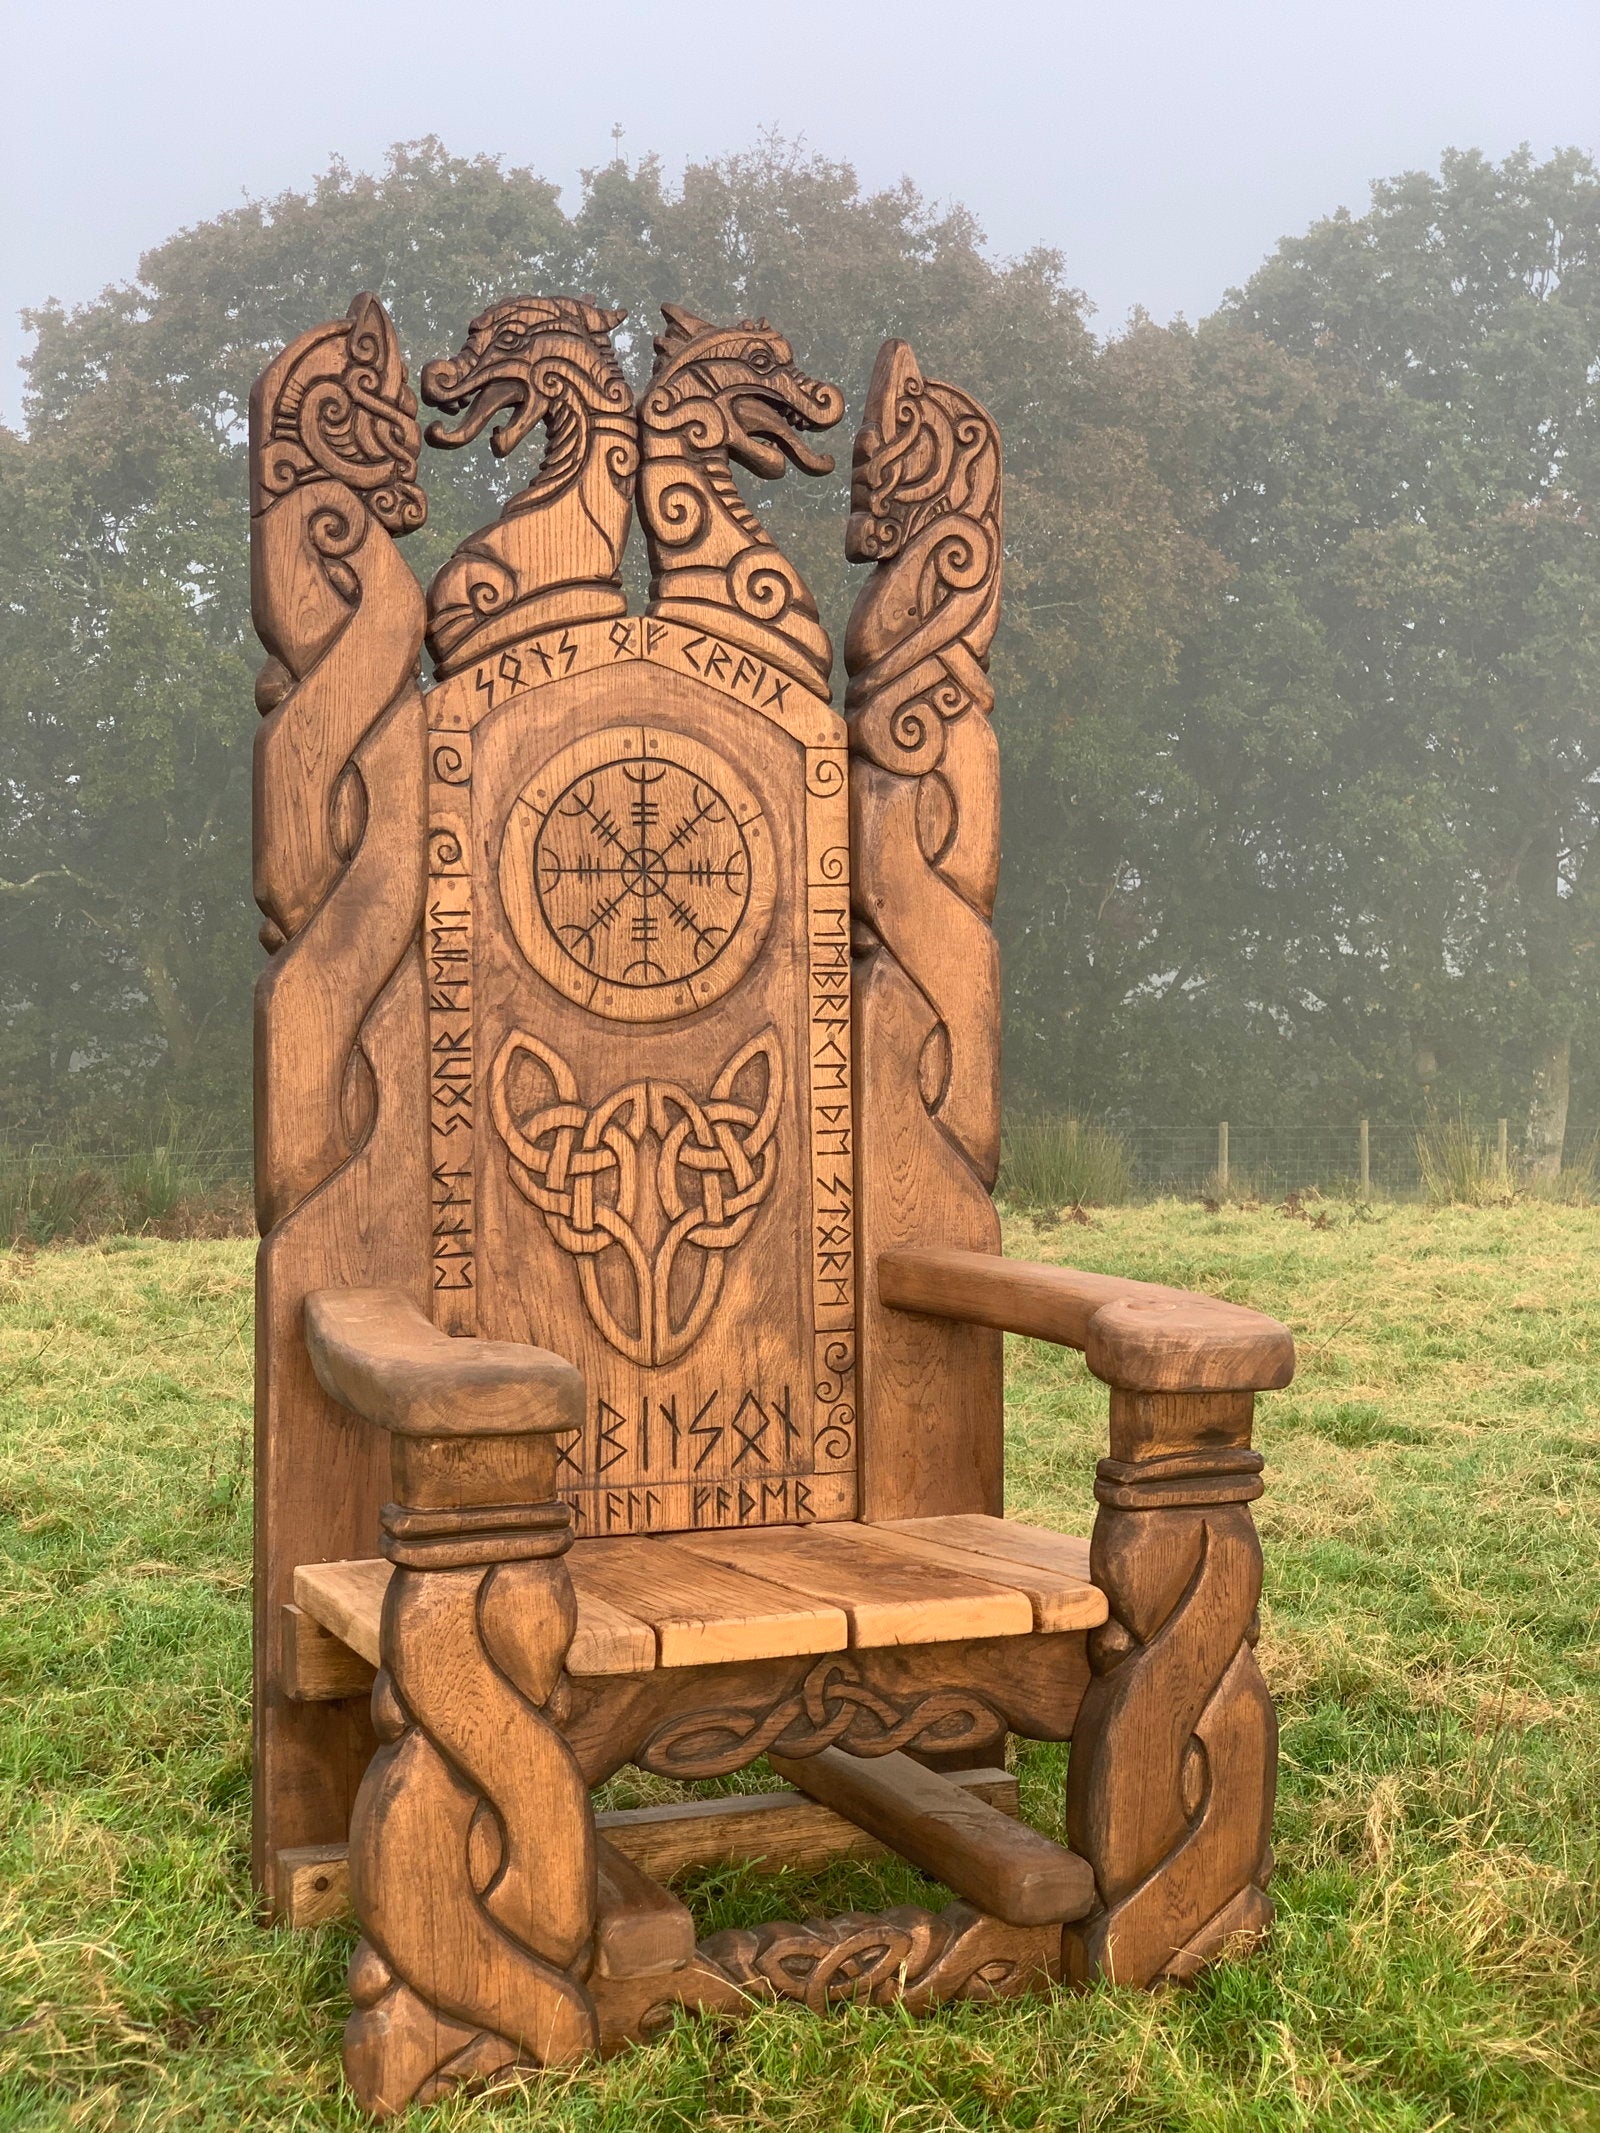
xmin=426 ymin=626 xmax=856 ymax=1535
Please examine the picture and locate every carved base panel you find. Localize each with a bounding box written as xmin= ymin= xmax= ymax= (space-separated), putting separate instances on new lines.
xmin=562 ymin=1631 xmax=1092 ymax=1784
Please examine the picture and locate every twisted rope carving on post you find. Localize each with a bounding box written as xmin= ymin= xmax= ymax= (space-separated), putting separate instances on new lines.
xmin=344 ymin=1516 xmax=600 ymax=2116
xmin=844 ymin=340 xmax=1006 ymax=1512
xmin=490 ymin=1027 xmax=782 ymax=1366
xmin=1064 ymin=1405 xmax=1277 ymax=1986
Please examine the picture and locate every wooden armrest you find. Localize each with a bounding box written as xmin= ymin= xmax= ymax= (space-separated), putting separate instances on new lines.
xmin=877 ymin=1247 xmax=1293 ymax=1393
xmin=304 ymin=1288 xmax=582 ymax=1437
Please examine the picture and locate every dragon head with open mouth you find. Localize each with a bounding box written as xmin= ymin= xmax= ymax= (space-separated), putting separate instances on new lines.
xmin=419 ymin=295 xmax=631 ymax=462
xmin=643 ymin=305 xmax=844 ymax=478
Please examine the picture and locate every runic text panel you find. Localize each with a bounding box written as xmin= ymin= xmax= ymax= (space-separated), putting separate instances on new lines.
xmin=424 ymin=616 xmax=857 ymax=1537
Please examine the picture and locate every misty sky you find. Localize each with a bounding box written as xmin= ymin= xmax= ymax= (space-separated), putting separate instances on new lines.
xmin=4 ymin=0 xmax=1599 ymax=424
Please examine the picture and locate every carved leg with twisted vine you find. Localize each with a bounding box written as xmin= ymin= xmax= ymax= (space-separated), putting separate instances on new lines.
xmin=1064 ymin=1384 xmax=1277 ymax=1987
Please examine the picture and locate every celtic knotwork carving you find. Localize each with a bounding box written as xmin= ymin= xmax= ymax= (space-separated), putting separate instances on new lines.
xmin=640 ymin=305 xmax=844 ymax=695
xmin=490 ymin=1028 xmax=782 ymax=1367
xmin=420 ymin=296 xmax=637 ymax=674
xmin=1064 ymin=1442 xmax=1276 ymax=1987
xmin=251 ymin=290 xmax=425 ymax=535
xmin=697 ymin=1902 xmax=1056 ymax=2015
xmin=636 ymin=1656 xmax=1000 ymax=1778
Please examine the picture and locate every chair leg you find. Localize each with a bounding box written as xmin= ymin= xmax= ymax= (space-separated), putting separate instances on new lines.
xmin=343 ymin=1544 xmax=598 ymax=2116
xmin=1064 ymin=1388 xmax=1277 ymax=1988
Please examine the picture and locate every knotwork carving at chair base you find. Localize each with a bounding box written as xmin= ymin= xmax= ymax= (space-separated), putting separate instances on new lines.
xmin=490 ymin=1027 xmax=782 ymax=1367
xmin=698 ymin=1902 xmax=1060 ymax=2015
xmin=636 ymin=1654 xmax=1003 ymax=1778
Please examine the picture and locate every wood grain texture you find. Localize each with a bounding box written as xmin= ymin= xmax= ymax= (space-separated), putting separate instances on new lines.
xmin=250 ymin=292 xmax=432 ymax=1898
xmin=565 ymin=1537 xmax=848 ymax=1666
xmin=885 ymin=1513 xmax=1094 ymax=1586
xmin=878 ymin=1247 xmax=1295 ymax=1393
xmin=849 ymin=1519 xmax=1104 ymax=1632
xmin=295 ymin=1554 xmax=657 ymax=1678
xmin=593 ymin=1840 xmax=696 ymax=1978
xmin=272 ymin=1771 xmax=1023 ymax=1928
xmin=844 ymin=340 xmax=1006 ymax=1521
xmin=676 ymin=1523 xmax=1034 ymax=1645
xmin=281 ymin=1602 xmax=377 ymax=1701
xmin=1064 ymin=1389 xmax=1277 ymax=1988
xmin=420 ymin=299 xmax=636 ymax=676
xmin=769 ymin=1746 xmax=1094 ymax=1926
xmin=640 ymin=306 xmax=844 ymax=695
xmin=305 ymin=1288 xmax=582 ymax=1437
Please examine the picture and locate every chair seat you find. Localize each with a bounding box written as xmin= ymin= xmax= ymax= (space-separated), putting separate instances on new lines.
xmin=293 ymin=1515 xmax=1106 ymax=1678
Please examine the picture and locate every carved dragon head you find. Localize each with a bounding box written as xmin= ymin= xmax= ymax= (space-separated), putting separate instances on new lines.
xmin=642 ymin=305 xmax=844 ymax=479
xmin=419 ymin=296 xmax=631 ymax=458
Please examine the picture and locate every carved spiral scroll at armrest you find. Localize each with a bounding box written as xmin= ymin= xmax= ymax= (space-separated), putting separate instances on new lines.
xmin=879 ymin=1243 xmax=1287 ymax=1989
xmin=303 ymin=1288 xmax=598 ymax=2116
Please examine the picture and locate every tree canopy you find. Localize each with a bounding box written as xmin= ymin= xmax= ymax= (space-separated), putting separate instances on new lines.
xmin=4 ymin=137 xmax=1599 ymax=1162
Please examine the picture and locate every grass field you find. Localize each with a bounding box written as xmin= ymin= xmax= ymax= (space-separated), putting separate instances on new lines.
xmin=2 ymin=1202 xmax=1599 ymax=2130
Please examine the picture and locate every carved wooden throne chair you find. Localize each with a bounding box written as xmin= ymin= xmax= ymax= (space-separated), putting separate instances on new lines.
xmin=250 ymin=290 xmax=1294 ymax=2116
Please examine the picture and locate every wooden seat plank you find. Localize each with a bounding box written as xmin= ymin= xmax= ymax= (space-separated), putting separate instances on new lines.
xmin=568 ymin=1537 xmax=848 ymax=1666
xmin=884 ymin=1514 xmax=1095 ymax=1586
xmin=827 ymin=1520 xmax=1106 ymax=1632
xmin=294 ymin=1557 xmax=658 ymax=1677
xmin=674 ymin=1523 xmax=1033 ymax=1646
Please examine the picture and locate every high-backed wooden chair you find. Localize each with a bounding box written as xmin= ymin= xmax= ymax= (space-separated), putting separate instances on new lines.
xmin=250 ymin=290 xmax=1293 ymax=2116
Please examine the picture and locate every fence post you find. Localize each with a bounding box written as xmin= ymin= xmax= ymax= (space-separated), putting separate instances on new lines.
xmin=1358 ymin=1118 xmax=1370 ymax=1201
xmin=1496 ymin=1117 xmax=1509 ymax=1183
xmin=1217 ymin=1120 xmax=1230 ymax=1197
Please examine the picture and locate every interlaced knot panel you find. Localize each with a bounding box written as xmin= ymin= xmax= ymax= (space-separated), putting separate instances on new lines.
xmin=491 ymin=1030 xmax=782 ymax=1367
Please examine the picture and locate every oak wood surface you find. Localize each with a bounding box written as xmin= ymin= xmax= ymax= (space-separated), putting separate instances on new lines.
xmin=566 ymin=1538 xmax=849 ymax=1666
xmin=304 ymin=1287 xmax=582 ymax=1437
xmin=251 ymin=294 xmax=433 ymax=1896
xmin=592 ymin=1839 xmax=697 ymax=1978
xmin=843 ymin=1520 xmax=1104 ymax=1631
xmin=768 ymin=1746 xmax=1095 ymax=1927
xmin=676 ymin=1523 xmax=1033 ymax=1645
xmin=845 ymin=341 xmax=1007 ymax=1523
xmin=885 ymin=1513 xmax=1095 ymax=1584
xmin=272 ymin=1769 xmax=1023 ymax=1927
xmin=878 ymin=1247 xmax=1295 ymax=1393
xmin=281 ymin=1600 xmax=377 ymax=1701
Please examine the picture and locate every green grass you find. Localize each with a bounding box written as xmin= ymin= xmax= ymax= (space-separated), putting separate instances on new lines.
xmin=2 ymin=1204 xmax=1599 ymax=2128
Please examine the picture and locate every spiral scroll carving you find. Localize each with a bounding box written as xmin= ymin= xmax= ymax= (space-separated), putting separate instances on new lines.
xmin=844 ymin=340 xmax=1006 ymax=1509
xmin=344 ymin=1532 xmax=600 ymax=2114
xmin=1063 ymin=1443 xmax=1277 ymax=1987
xmin=640 ymin=305 xmax=844 ymax=695
xmin=250 ymin=292 xmax=428 ymax=1237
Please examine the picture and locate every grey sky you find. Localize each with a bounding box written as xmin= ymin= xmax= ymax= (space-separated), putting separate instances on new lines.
xmin=5 ymin=0 xmax=1599 ymax=424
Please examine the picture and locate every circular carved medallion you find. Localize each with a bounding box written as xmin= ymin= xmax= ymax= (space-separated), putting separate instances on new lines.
xmin=499 ymin=725 xmax=775 ymax=1021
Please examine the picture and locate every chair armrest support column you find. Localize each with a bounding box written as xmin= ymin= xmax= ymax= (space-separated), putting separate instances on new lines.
xmin=879 ymin=1246 xmax=1286 ymax=1987
xmin=302 ymin=1287 xmax=600 ymax=2112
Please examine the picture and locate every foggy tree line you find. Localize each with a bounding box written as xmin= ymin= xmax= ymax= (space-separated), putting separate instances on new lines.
xmin=3 ymin=137 xmax=1599 ymax=1168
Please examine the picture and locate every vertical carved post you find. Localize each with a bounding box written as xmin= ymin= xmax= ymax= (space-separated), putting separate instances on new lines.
xmin=1064 ymin=1324 xmax=1279 ymax=1986
xmin=250 ymin=294 xmax=432 ymax=1886
xmin=845 ymin=341 xmax=1006 ymax=1519
xmin=303 ymin=1292 xmax=599 ymax=2117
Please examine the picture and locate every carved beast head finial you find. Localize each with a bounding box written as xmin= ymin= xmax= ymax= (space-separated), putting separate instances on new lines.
xmin=420 ymin=296 xmax=631 ymax=458
xmin=644 ymin=305 xmax=844 ymax=480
